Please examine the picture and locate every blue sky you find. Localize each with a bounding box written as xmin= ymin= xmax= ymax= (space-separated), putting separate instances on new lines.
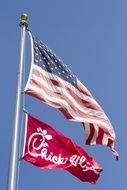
xmin=1 ymin=0 xmax=127 ymax=189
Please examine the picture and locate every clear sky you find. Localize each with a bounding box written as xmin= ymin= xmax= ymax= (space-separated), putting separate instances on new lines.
xmin=1 ymin=0 xmax=127 ymax=189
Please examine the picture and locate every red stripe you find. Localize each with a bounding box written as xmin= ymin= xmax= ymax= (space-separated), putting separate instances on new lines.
xmin=107 ymin=138 xmax=114 ymax=148
xmin=85 ymin=124 xmax=95 ymax=145
xmin=96 ymin=128 xmax=104 ymax=144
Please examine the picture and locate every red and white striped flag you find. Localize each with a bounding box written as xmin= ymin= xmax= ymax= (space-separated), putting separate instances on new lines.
xmin=24 ymin=31 xmax=118 ymax=159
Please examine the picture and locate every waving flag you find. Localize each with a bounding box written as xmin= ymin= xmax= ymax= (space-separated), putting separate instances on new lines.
xmin=23 ymin=113 xmax=102 ymax=183
xmin=24 ymin=31 xmax=118 ymax=159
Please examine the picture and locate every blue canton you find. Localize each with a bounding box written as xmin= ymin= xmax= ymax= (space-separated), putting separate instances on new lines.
xmin=32 ymin=34 xmax=77 ymax=87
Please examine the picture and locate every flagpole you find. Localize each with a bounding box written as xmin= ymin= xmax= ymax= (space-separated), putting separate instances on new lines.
xmin=7 ymin=14 xmax=28 ymax=190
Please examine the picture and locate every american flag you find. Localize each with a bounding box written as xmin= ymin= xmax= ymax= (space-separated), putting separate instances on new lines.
xmin=24 ymin=31 xmax=118 ymax=159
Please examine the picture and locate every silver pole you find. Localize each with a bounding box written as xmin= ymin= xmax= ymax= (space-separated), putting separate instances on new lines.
xmin=7 ymin=14 xmax=28 ymax=190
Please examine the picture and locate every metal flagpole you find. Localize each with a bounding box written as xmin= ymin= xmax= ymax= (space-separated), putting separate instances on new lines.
xmin=7 ymin=13 xmax=28 ymax=190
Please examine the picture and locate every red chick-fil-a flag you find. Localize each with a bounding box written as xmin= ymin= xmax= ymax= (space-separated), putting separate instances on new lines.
xmin=22 ymin=113 xmax=102 ymax=184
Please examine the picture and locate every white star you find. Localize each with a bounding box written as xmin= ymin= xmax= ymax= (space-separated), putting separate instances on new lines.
xmin=50 ymin=54 xmax=54 ymax=57
xmin=35 ymin=59 xmax=39 ymax=63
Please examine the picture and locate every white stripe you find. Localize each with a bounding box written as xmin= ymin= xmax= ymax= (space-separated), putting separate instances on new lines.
xmin=102 ymin=133 xmax=109 ymax=145
xmin=84 ymin=123 xmax=91 ymax=137
xmin=24 ymin=31 xmax=35 ymax=92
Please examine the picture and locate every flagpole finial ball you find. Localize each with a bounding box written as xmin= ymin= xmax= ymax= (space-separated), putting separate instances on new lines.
xmin=21 ymin=13 xmax=28 ymax=21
